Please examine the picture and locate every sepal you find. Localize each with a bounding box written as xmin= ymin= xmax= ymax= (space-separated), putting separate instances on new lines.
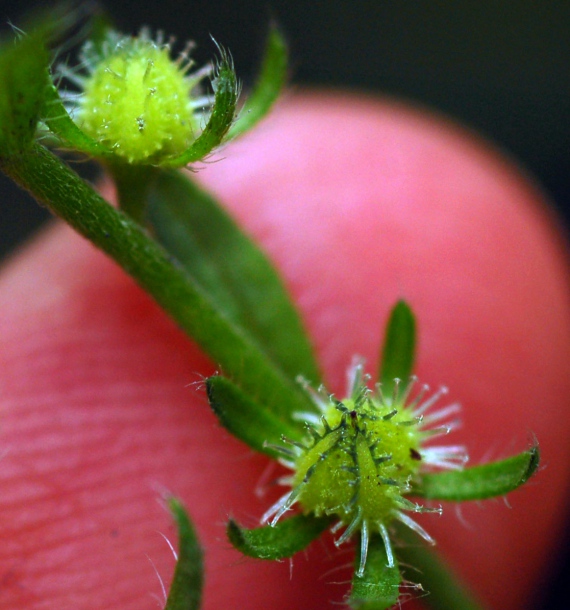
xmin=379 ymin=300 xmax=416 ymax=396
xmin=227 ymin=514 xmax=330 ymax=560
xmin=164 ymin=498 xmax=204 ymax=610
xmin=227 ymin=23 xmax=288 ymax=140
xmin=162 ymin=46 xmax=239 ymax=167
xmin=42 ymin=83 xmax=108 ymax=156
xmin=207 ymin=376 xmax=305 ymax=457
xmin=413 ymin=444 xmax=539 ymax=501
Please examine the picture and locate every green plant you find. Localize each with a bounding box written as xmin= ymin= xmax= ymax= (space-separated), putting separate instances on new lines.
xmin=0 ymin=7 xmax=540 ymax=609
xmin=218 ymin=300 xmax=538 ymax=609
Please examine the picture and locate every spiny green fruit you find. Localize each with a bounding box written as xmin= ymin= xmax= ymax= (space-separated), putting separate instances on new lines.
xmin=65 ymin=30 xmax=213 ymax=163
xmin=264 ymin=360 xmax=467 ymax=575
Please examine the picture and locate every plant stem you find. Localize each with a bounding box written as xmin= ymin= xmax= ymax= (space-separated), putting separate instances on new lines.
xmin=107 ymin=161 xmax=158 ymax=222
xmin=0 ymin=143 xmax=311 ymax=419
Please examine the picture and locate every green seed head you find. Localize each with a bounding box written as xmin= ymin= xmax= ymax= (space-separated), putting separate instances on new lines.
xmin=293 ymin=396 xmax=423 ymax=525
xmin=71 ymin=31 xmax=211 ymax=163
xmin=264 ymin=360 xmax=466 ymax=575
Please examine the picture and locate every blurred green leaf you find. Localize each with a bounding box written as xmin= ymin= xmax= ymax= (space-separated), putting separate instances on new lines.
xmin=165 ymin=498 xmax=203 ymax=610
xmin=0 ymin=27 xmax=50 ymax=155
xmin=227 ymin=514 xmax=330 ymax=560
xmin=414 ymin=445 xmax=539 ymax=501
xmin=85 ymin=8 xmax=115 ymax=54
xmin=379 ymin=300 xmax=416 ymax=396
xmin=207 ymin=375 xmax=304 ymax=456
xmin=395 ymin=524 xmax=483 ymax=610
xmin=349 ymin=535 xmax=400 ymax=609
xmin=147 ymin=169 xmax=321 ymax=386
xmin=228 ymin=23 xmax=288 ymax=139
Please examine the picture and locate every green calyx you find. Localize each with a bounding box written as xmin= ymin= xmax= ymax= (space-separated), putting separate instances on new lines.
xmin=74 ymin=31 xmax=208 ymax=163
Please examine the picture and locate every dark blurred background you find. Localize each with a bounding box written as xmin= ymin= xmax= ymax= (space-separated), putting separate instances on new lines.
xmin=1 ymin=1 xmax=569 ymax=608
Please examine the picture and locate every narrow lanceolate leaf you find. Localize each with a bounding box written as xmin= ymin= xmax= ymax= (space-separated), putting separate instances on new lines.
xmin=379 ymin=300 xmax=416 ymax=396
xmin=227 ymin=23 xmax=288 ymax=140
xmin=207 ymin=376 xmax=305 ymax=456
xmin=0 ymin=143 xmax=314 ymax=422
xmin=349 ymin=535 xmax=401 ymax=610
xmin=395 ymin=524 xmax=484 ymax=610
xmin=164 ymin=498 xmax=203 ymax=610
xmin=413 ymin=445 xmax=539 ymax=501
xmin=0 ymin=28 xmax=50 ymax=156
xmin=148 ymin=170 xmax=321 ymax=385
xmin=227 ymin=514 xmax=330 ymax=560
xmin=163 ymin=48 xmax=239 ymax=167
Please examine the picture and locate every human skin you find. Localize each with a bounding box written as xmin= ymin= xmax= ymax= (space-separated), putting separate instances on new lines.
xmin=0 ymin=93 xmax=569 ymax=610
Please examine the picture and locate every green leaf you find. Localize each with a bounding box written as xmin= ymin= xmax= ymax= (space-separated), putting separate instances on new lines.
xmin=164 ymin=498 xmax=203 ymax=610
xmin=413 ymin=444 xmax=539 ymax=501
xmin=0 ymin=27 xmax=50 ymax=156
xmin=349 ymin=535 xmax=401 ymax=610
xmin=207 ymin=375 xmax=305 ymax=456
xmin=228 ymin=23 xmax=288 ymax=140
xmin=163 ymin=47 xmax=239 ymax=167
xmin=0 ymin=143 xmax=314 ymax=423
xmin=379 ymin=300 xmax=416 ymax=396
xmin=147 ymin=169 xmax=321 ymax=385
xmin=395 ymin=524 xmax=484 ymax=610
xmin=227 ymin=514 xmax=330 ymax=560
